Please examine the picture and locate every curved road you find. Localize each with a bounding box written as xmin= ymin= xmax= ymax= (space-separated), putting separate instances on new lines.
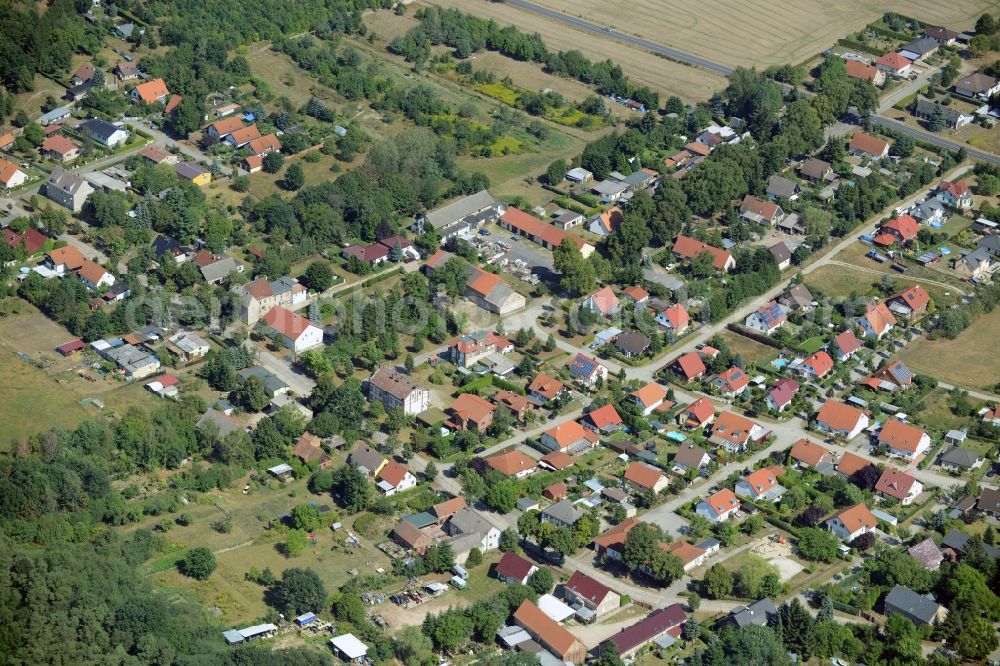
xmin=503 ymin=0 xmax=734 ymax=76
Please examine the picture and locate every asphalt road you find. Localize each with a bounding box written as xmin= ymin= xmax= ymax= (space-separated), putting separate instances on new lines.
xmin=872 ymin=116 xmax=1000 ymax=166
xmin=503 ymin=0 xmax=734 ymax=76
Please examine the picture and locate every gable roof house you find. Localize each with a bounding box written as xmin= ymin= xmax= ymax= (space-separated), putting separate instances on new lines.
xmin=741 ymin=195 xmax=785 ymax=225
xmin=131 ymin=78 xmax=169 ymax=105
xmin=342 ymin=243 xmax=389 ymax=266
xmin=40 ymin=135 xmax=81 ymax=163
xmin=672 ymin=235 xmax=735 ymax=271
xmin=499 ymin=207 xmax=594 ymax=257
xmin=581 ymin=286 xmax=620 ymax=317
xmin=914 ymin=97 xmax=974 ymax=130
xmin=655 ymin=303 xmax=691 ymax=335
xmin=418 ymin=189 xmax=504 ymax=239
xmin=678 ymin=397 xmax=716 ymax=429
xmin=292 ymin=432 xmax=331 ymax=468
xmin=875 ymin=214 xmax=919 ymax=246
xmin=564 ymin=570 xmax=621 ymax=618
xmin=845 ymin=59 xmax=886 ymax=85
xmin=3 ymin=228 xmax=47 ymax=256
xmin=792 ymin=351 xmax=834 ymax=380
xmin=206 ymin=117 xmax=245 ymax=143
xmin=713 ymin=367 xmax=749 ymax=397
xmin=366 ymin=367 xmax=429 ymax=416
xmin=826 ymin=503 xmax=877 ymax=541
xmin=0 ymin=158 xmax=27 ymax=189
xmin=889 ymin=285 xmax=931 ymax=317
xmin=567 ymin=352 xmax=608 ymax=387
xmin=662 ymin=540 xmax=708 ymax=572
xmin=600 ymin=604 xmax=687 ymax=659
xmin=849 ymin=131 xmax=890 ymax=159
xmin=765 ymin=174 xmax=800 ymax=201
xmin=673 ymin=442 xmax=710 ymax=473
xmin=463 ymin=266 xmax=526 ymax=315
xmin=769 ymin=241 xmax=792 ymax=270
xmin=233 ymin=276 xmax=308 ymax=326
xmin=884 ymin=585 xmax=947 ymax=626
xmin=624 ymin=461 xmax=668 ymax=495
xmin=789 ymin=439 xmax=834 ymax=469
xmin=832 ymin=329 xmax=863 ymax=361
xmin=225 ymin=125 xmax=261 ymax=148
xmin=193 ymin=250 xmax=243 ymax=284
xmin=735 ymin=467 xmax=785 ymax=502
xmin=630 ymin=383 xmax=669 ymax=416
xmin=44 ymin=167 xmax=94 ymax=212
xmin=593 ymin=517 xmax=640 ymax=561
xmin=588 ymin=207 xmax=623 ymax=236
xmin=528 ymin=372 xmax=567 ymax=402
xmin=541 ymin=420 xmax=598 ymax=453
xmin=953 ymin=247 xmax=993 ymax=278
xmin=878 ymin=419 xmax=931 ymax=461
xmin=512 ymin=600 xmax=588 ymax=664
xmin=858 ymin=301 xmax=897 ymax=339
xmin=174 ymin=161 xmax=211 ymax=186
xmin=77 ymin=259 xmax=115 ymax=289
xmin=495 ymin=552 xmax=537 ymax=585
xmin=485 ymin=450 xmax=538 ymax=479
xmin=615 ymin=331 xmax=651 ymax=358
xmin=863 ymin=359 xmax=914 ymax=392
xmin=392 ymin=519 xmax=432 ymax=552
xmin=800 ymin=157 xmax=834 ymax=181
xmin=767 ymin=378 xmax=799 ymax=412
xmin=908 ymin=538 xmax=944 ymax=571
xmin=696 ymin=488 xmax=742 ymax=522
xmin=260 ymin=306 xmax=322 ymax=352
xmin=45 ymin=245 xmax=85 ymax=274
xmin=780 ymin=283 xmax=814 ymax=311
xmin=710 ymin=412 xmax=770 ymax=454
xmin=875 ymin=469 xmax=923 ymax=505
xmin=899 ymin=37 xmax=939 ymax=61
xmin=935 ymin=179 xmax=974 ymax=209
xmin=672 ymin=351 xmax=707 ymax=382
xmin=953 ymin=72 xmax=1000 ymax=100
xmin=447 ymin=393 xmax=495 ymax=432
xmin=583 ymin=403 xmax=623 ymax=433
xmin=815 ymin=400 xmax=870 ymax=440
xmin=445 ymin=507 xmax=501 ymax=555
xmin=348 ymin=444 xmax=386 ymax=477
xmin=744 ymin=301 xmax=787 ymax=335
xmin=247 ymin=134 xmax=282 ymax=157
xmin=541 ymin=499 xmax=583 ymax=529
xmin=375 ymin=460 xmax=417 ymax=496
xmin=79 ymin=119 xmax=128 ymax=147
xmin=939 ymin=446 xmax=984 ymax=472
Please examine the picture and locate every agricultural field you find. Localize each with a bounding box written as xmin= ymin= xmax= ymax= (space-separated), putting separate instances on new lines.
xmin=716 ymin=331 xmax=776 ymax=366
xmin=898 ymin=306 xmax=1000 ymax=390
xmin=476 ymin=0 xmax=998 ymax=69
xmin=0 ymin=303 xmax=162 ymax=446
xmin=413 ymin=0 xmax=728 ymax=102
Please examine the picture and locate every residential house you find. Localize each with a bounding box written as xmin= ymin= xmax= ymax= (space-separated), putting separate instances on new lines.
xmin=655 ymin=303 xmax=690 ymax=335
xmin=815 ymin=400 xmax=870 ymax=439
xmin=114 ymin=61 xmax=140 ymax=80
xmin=463 ymin=266 xmax=526 ymax=315
xmin=792 ymin=351 xmax=834 ymax=380
xmin=832 ymin=329 xmax=863 ymax=361
xmin=79 ymin=119 xmax=128 ymax=147
xmin=193 ymin=250 xmax=243 ymax=284
xmin=581 ymin=286 xmax=620 ymax=317
xmin=565 ymin=166 xmax=593 ymax=182
xmin=260 ymin=305 xmax=323 ymax=352
xmin=845 ymin=59 xmax=886 ymax=85
xmin=630 ymin=383 xmax=668 ymax=416
xmin=884 ymin=586 xmax=947 ymax=626
xmin=349 ymin=444 xmax=386 ymax=476
xmin=146 ymin=373 xmax=180 ymax=399
xmin=495 ymin=552 xmax=537 ymax=585
xmin=77 ymin=260 xmax=114 ymax=289
xmin=741 ymin=194 xmax=785 ymax=225
xmin=953 ymin=72 xmax=1000 ymax=100
xmin=769 ymin=242 xmax=792 ymax=270
xmin=908 ymin=538 xmax=944 ymax=571
xmin=696 ymin=489 xmax=741 ymax=522
xmin=564 ymin=571 xmax=620 ymax=618
xmin=790 ymin=439 xmax=834 ymax=469
xmin=38 ymin=106 xmax=71 ymax=126
xmin=888 ymin=285 xmax=930 ymax=317
xmin=710 ymin=412 xmax=770 ymax=453
xmin=224 ymin=125 xmax=262 ymax=149
xmin=485 ymin=450 xmax=537 ymax=479
xmin=673 ymin=351 xmax=707 ymax=382
xmin=837 ymin=452 xmax=875 ymax=479
xmin=615 ymin=331 xmax=651 ymax=358
xmin=800 ymin=157 xmax=833 ymax=181
xmin=375 ymin=460 xmax=417 ymax=496
xmin=44 ymin=167 xmax=94 ymax=211
xmin=102 ymin=343 xmax=161 ymax=380
xmin=672 ymin=235 xmax=735 ymax=271
xmin=528 ymin=372 xmax=567 ymax=402
xmin=721 ymin=598 xmax=778 ymax=630
xmin=911 ymin=198 xmax=946 ymax=223
xmin=875 ymin=469 xmax=923 ymax=505
xmin=924 ymin=25 xmax=959 ymax=44
xmin=392 ymin=520 xmax=432 ymax=552
xmin=3 ymin=228 xmax=46 ymax=255
xmin=914 ymin=97 xmax=974 ymax=129
xmin=673 ymin=442 xmax=710 ymax=474
xmin=621 ymin=285 xmax=649 ymax=304
xmin=713 ymin=367 xmax=749 ymax=397
xmin=979 ymin=233 xmax=1000 ymax=258
xmin=499 ymin=207 xmax=594 ymax=257
xmin=826 ymin=503 xmax=877 ymax=541
xmin=567 ymin=352 xmax=607 ymax=387
xmin=954 ymin=247 xmax=993 ymax=278
xmin=744 ymin=301 xmax=787 ymax=335
xmin=174 ymin=161 xmax=211 ymax=186
xmin=849 ymin=131 xmax=890 ymax=158
xmin=592 ymin=179 xmax=629 ymax=203
xmin=246 ymin=134 xmax=281 ymax=157
xmin=431 ymin=497 xmax=467 ymax=524
xmin=539 ymin=451 xmax=574 ymax=472
xmin=899 ymin=37 xmax=939 ymax=62
xmin=131 ymin=78 xmax=169 ymax=105
xmin=779 ymin=284 xmax=814 ymax=311
xmin=858 ymin=301 xmax=897 ymax=339
xmin=447 ymin=393 xmax=495 ymax=431
xmin=624 ymin=461 xmax=668 ymax=495
xmin=233 ymin=276 xmax=308 ymax=326
xmin=0 ymin=133 xmax=14 ymax=151
xmin=292 ymin=433 xmax=331 ymax=468
xmin=583 ymin=403 xmax=623 ymax=433
xmin=207 ymin=117 xmax=245 ymax=143
xmin=417 ymin=189 xmax=504 ymax=239
xmin=512 ymin=600 xmax=588 ymax=664
xmin=152 ymin=235 xmax=193 ymax=265
xmin=662 ymin=540 xmax=708 ymax=572
xmin=936 ymin=179 xmax=974 ymax=209
xmin=588 ymin=207 xmax=623 ymax=236
xmin=978 ymin=489 xmax=1000 ymax=518
xmin=541 ymin=500 xmax=583 ymax=530
xmin=236 ymin=366 xmax=288 ymax=398
xmin=366 ymin=367 xmax=430 ymax=416
xmin=767 ymin=378 xmax=799 ymax=411
xmin=446 ymin=508 xmax=501 ymax=554
xmin=541 ymin=420 xmax=598 ymax=453
xmin=735 ymin=467 xmax=784 ymax=502
xmin=939 ymin=447 xmax=984 ymax=472
xmin=875 ymin=214 xmax=919 ymax=246
xmin=878 ymin=419 xmax=931 ymax=460
xmin=678 ymin=397 xmax=715 ymax=429
xmin=0 ymin=159 xmax=26 ymax=189
xmin=863 ymin=360 xmax=915 ymax=392
xmin=342 ymin=243 xmax=388 ymax=266
xmin=593 ymin=518 xmax=640 ymax=561
xmin=40 ymin=135 xmax=80 ymax=163
xmin=45 ymin=245 xmax=85 ymax=274
xmin=765 ymin=175 xmax=800 ymax=201
xmin=600 ymin=605 xmax=686 ymax=660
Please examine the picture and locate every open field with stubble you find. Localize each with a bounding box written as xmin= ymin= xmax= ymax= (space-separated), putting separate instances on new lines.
xmin=898 ymin=307 xmax=1000 ymax=390
xmin=431 ymin=0 xmax=1000 ymax=71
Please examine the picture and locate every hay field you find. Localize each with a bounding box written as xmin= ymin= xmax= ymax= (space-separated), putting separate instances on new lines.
xmin=415 ymin=0 xmax=727 ymax=102
xmin=898 ymin=307 xmax=1000 ymax=390
xmin=434 ymin=0 xmax=998 ymax=71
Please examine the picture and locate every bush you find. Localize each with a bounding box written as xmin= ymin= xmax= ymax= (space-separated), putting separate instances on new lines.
xmin=179 ymin=547 xmax=217 ymax=580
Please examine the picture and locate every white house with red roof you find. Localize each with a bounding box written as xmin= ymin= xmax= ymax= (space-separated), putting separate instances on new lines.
xmin=582 ymin=403 xmax=623 ymax=433
xmin=713 ymin=367 xmax=749 ymax=397
xmin=815 ymin=400 xmax=869 ymax=440
xmin=630 ymin=382 xmax=669 ymax=416
xmin=878 ymin=419 xmax=931 ymax=461
xmin=832 ymin=329 xmax=863 ymax=360
xmin=767 ymin=378 xmax=799 ymax=411
xmin=791 ymin=351 xmax=834 ymax=380
xmin=735 ymin=467 xmax=785 ymax=502
xmin=874 ymin=214 xmax=919 ymax=246
xmin=935 ymin=180 xmax=973 ymax=210
xmin=672 ymin=351 xmax=707 ymax=381
xmin=261 ymin=305 xmax=323 ymax=352
xmin=875 ymin=469 xmax=923 ymax=505
xmin=889 ymin=285 xmax=931 ymax=318
xmin=678 ymin=397 xmax=715 ymax=428
xmin=581 ymin=286 xmax=620 ymax=317
xmin=376 ymin=460 xmax=417 ymax=496
xmin=696 ymin=489 xmax=741 ymax=522
xmin=858 ymin=302 xmax=897 ymax=340
xmin=655 ymin=303 xmax=690 ymax=335
xmin=875 ymin=52 xmax=913 ymax=77
xmin=827 ymin=503 xmax=877 ymax=541
xmin=624 ymin=461 xmax=668 ymax=494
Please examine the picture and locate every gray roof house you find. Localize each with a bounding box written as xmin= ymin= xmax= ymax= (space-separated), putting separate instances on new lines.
xmin=914 ymin=98 xmax=974 ymax=129
xmin=419 ymin=189 xmax=504 ymax=238
xmin=939 ymin=446 xmax=982 ymax=471
xmin=899 ymin=37 xmax=939 ymax=61
xmin=196 ymin=408 xmax=242 ymax=438
xmin=175 ymin=161 xmax=210 ymax=182
xmin=884 ymin=585 xmax=946 ymax=625
xmin=237 ymin=366 xmax=290 ymax=397
xmin=723 ymin=598 xmax=777 ymax=629
xmin=540 ymin=499 xmax=583 ymax=528
xmin=79 ymin=118 xmax=129 ymax=147
xmin=977 ymin=233 xmax=1000 ymax=257
xmin=765 ymin=174 xmax=799 ymax=200
xmin=907 ymin=538 xmax=944 ymax=571
xmin=799 ymin=157 xmax=833 ymax=181
xmin=911 ymin=198 xmax=946 ymax=222
xmin=199 ymin=256 xmax=242 ymax=284
xmin=44 ymin=167 xmax=94 ymax=212
xmin=348 ymin=444 xmax=386 ymax=475
xmin=780 ymin=284 xmax=814 ymax=311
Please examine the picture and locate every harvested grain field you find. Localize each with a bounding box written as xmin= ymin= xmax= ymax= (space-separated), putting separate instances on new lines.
xmin=897 ymin=307 xmax=1000 ymax=391
xmin=433 ymin=0 xmax=998 ymax=71
xmin=415 ymin=0 xmax=728 ymax=102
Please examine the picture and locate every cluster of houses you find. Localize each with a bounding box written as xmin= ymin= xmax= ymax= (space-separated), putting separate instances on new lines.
xmin=204 ymin=116 xmax=283 ymax=172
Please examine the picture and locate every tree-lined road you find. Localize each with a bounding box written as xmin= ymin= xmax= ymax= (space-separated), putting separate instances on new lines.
xmin=872 ymin=116 xmax=1000 ymax=166
xmin=502 ymin=0 xmax=734 ymax=76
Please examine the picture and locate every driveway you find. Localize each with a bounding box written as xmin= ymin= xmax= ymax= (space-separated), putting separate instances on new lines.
xmin=252 ymin=346 xmax=316 ymax=397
